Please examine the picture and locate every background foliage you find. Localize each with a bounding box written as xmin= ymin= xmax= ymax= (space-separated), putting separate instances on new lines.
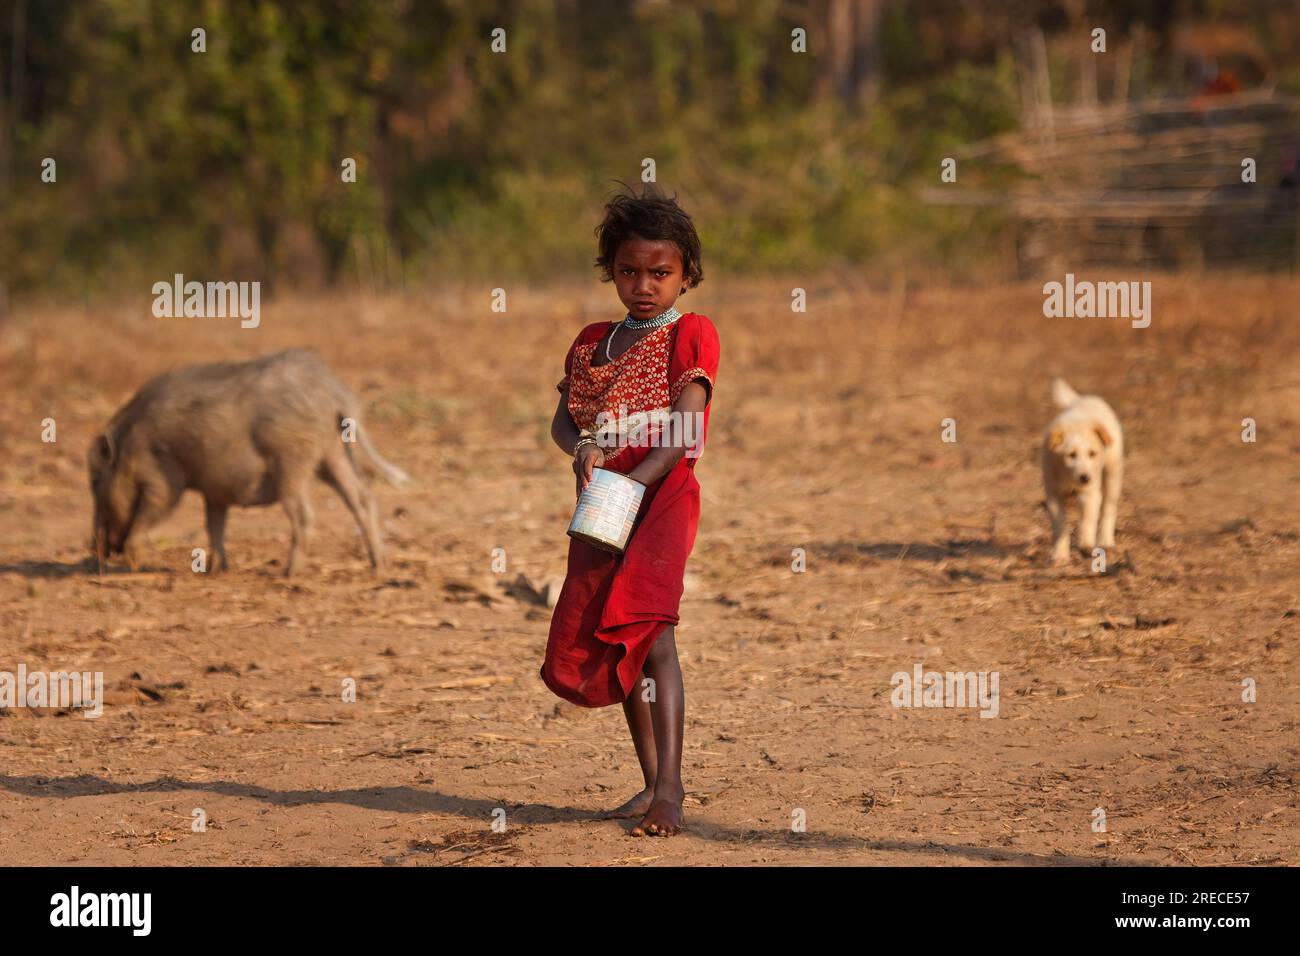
xmin=2 ymin=0 xmax=1297 ymax=298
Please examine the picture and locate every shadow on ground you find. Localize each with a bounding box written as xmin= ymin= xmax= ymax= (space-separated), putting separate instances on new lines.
xmin=0 ymin=772 xmax=1152 ymax=866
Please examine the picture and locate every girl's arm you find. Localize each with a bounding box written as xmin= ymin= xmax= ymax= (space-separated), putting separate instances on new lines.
xmin=550 ymin=387 xmax=581 ymax=455
xmin=625 ymin=380 xmax=709 ymax=487
xmin=553 ymin=386 xmax=606 ymax=497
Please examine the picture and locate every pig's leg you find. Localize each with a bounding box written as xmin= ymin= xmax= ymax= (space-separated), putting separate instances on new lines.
xmin=204 ymin=499 xmax=229 ymax=573
xmin=282 ymin=486 xmax=314 ymax=577
xmin=358 ymin=484 xmax=384 ymax=572
xmin=320 ymin=453 xmax=385 ymax=573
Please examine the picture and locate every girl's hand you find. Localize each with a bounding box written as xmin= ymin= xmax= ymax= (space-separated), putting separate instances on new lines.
xmin=573 ymin=445 xmax=605 ymax=498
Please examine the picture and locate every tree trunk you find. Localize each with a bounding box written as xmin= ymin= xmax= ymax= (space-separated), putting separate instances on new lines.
xmin=823 ymin=0 xmax=885 ymax=105
xmin=850 ymin=0 xmax=884 ymax=105
xmin=3 ymin=0 xmax=30 ymax=191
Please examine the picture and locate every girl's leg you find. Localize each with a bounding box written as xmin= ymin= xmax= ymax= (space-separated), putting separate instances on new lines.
xmin=602 ymin=678 xmax=659 ymax=818
xmin=631 ymin=624 xmax=685 ymax=836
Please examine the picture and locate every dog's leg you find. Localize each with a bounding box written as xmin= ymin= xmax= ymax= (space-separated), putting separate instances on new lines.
xmin=1078 ymin=485 xmax=1102 ymax=556
xmin=1099 ymin=456 xmax=1122 ymax=550
xmin=1046 ymin=493 xmax=1071 ymax=565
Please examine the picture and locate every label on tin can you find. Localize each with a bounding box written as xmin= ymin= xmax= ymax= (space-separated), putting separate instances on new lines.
xmin=568 ymin=471 xmax=643 ymax=551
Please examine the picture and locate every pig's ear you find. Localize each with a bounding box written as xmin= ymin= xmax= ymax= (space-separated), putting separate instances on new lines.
xmin=93 ymin=432 xmax=116 ymax=465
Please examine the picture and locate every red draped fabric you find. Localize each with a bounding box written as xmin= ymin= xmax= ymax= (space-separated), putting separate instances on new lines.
xmin=541 ymin=312 xmax=720 ymax=708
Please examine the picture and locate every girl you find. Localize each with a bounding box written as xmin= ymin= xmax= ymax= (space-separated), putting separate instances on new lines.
xmin=541 ymin=184 xmax=720 ymax=838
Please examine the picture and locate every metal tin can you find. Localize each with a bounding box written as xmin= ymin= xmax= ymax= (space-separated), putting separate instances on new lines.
xmin=566 ymin=468 xmax=646 ymax=554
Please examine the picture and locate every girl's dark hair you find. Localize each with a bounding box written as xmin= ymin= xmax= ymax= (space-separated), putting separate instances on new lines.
xmin=593 ymin=181 xmax=703 ymax=291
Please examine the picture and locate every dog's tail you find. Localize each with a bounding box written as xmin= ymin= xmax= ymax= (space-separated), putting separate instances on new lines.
xmin=1051 ymin=378 xmax=1079 ymax=409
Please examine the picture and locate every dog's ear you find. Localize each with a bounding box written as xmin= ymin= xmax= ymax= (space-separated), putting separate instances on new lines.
xmin=1048 ymin=426 xmax=1065 ymax=452
xmin=1094 ymin=424 xmax=1113 ymax=448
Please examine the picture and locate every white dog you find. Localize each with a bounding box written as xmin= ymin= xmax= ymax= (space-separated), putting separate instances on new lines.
xmin=1041 ymin=378 xmax=1124 ymax=565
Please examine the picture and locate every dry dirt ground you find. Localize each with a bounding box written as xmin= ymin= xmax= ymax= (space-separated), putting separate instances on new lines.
xmin=1 ymin=275 xmax=1297 ymax=866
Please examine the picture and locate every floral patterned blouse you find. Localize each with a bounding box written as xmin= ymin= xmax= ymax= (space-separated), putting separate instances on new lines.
xmin=556 ymin=315 xmax=716 ymax=469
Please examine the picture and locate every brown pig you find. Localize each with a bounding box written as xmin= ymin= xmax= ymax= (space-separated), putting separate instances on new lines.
xmin=87 ymin=348 xmax=408 ymax=575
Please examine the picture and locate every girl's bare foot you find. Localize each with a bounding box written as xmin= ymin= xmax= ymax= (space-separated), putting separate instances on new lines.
xmin=602 ymin=787 xmax=655 ymax=819
xmin=630 ymin=797 xmax=683 ymax=837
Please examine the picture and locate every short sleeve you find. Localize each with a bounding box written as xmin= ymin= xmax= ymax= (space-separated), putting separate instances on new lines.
xmin=555 ymin=333 xmax=581 ymax=393
xmin=669 ymin=314 xmax=720 ymax=405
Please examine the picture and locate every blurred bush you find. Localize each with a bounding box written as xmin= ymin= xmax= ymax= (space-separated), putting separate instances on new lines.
xmin=0 ymin=0 xmax=1291 ymax=299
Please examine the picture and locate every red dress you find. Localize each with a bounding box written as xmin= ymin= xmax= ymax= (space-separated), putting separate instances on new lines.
xmin=541 ymin=312 xmax=721 ymax=708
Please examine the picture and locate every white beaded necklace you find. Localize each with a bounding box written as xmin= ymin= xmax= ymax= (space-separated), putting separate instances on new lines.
xmin=605 ymin=306 xmax=681 ymax=362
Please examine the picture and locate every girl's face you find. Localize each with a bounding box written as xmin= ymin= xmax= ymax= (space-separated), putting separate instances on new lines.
xmin=613 ymin=236 xmax=687 ymax=319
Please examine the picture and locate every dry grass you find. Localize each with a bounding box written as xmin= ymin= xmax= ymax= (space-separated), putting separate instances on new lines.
xmin=0 ymin=274 xmax=1296 ymax=865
